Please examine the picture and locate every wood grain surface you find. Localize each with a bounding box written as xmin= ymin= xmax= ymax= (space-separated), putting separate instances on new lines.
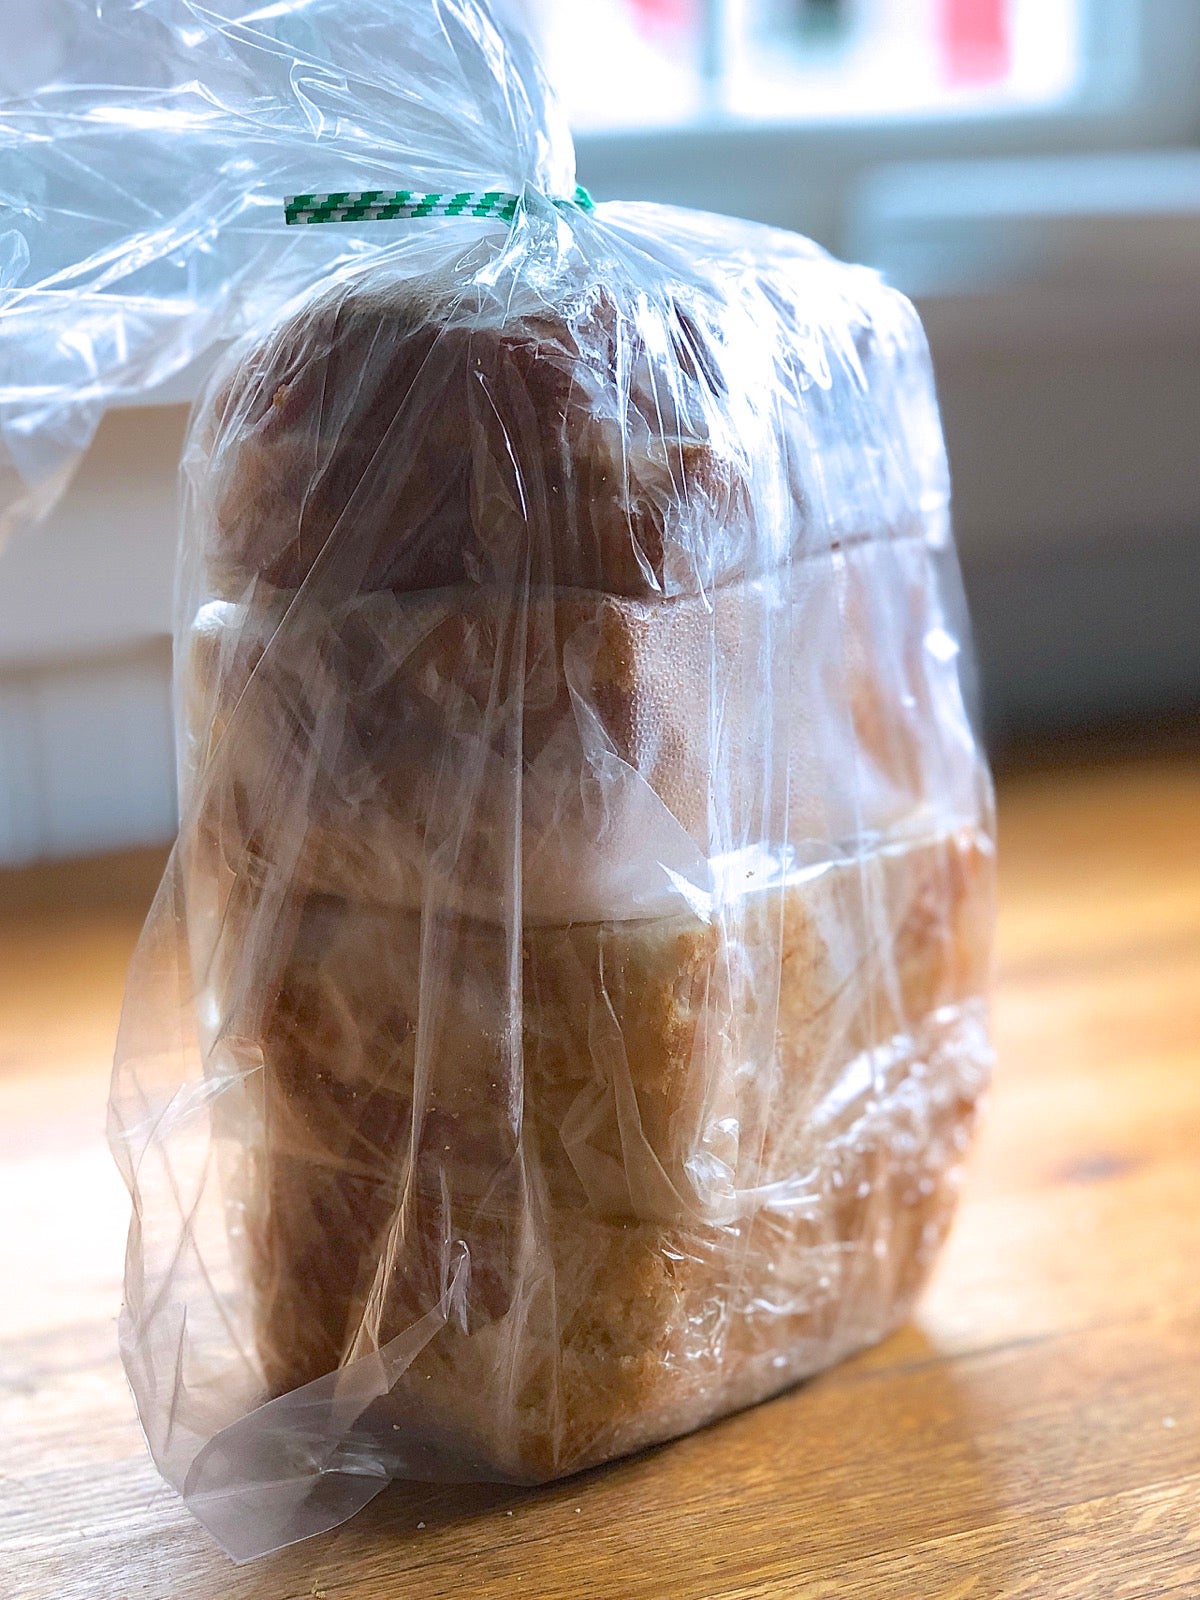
xmin=2 ymin=757 xmax=1198 ymax=1600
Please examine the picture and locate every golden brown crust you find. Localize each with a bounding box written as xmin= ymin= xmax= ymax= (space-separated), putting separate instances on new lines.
xmin=204 ymin=282 xmax=752 ymax=601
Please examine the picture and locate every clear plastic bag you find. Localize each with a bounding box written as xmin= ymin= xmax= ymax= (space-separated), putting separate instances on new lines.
xmin=4 ymin=0 xmax=994 ymax=1563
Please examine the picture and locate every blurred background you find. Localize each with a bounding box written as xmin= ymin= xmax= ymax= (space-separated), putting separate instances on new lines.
xmin=0 ymin=0 xmax=1198 ymax=863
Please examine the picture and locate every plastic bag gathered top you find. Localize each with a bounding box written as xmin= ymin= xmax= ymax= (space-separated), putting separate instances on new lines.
xmin=3 ymin=0 xmax=994 ymax=1563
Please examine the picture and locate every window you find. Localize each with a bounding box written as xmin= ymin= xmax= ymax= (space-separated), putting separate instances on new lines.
xmin=517 ymin=0 xmax=1084 ymax=133
xmin=524 ymin=0 xmax=1200 ymax=262
xmin=721 ymin=0 xmax=1082 ymax=124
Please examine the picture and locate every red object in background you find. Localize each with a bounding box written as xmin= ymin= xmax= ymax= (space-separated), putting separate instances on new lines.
xmin=627 ymin=0 xmax=695 ymax=38
xmin=939 ymin=0 xmax=1012 ymax=86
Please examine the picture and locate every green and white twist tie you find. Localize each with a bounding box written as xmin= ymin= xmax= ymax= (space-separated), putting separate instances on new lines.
xmin=284 ymin=185 xmax=596 ymax=226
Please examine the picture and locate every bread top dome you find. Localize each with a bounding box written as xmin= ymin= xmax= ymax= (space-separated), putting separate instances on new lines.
xmin=199 ymin=226 xmax=944 ymax=603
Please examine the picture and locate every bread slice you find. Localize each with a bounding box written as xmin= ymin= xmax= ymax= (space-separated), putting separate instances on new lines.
xmin=200 ymin=827 xmax=991 ymax=1479
xmin=182 ymin=534 xmax=983 ymax=926
xmin=199 ymin=250 xmax=943 ymax=604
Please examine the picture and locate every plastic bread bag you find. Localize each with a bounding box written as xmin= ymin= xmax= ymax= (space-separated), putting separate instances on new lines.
xmin=2 ymin=0 xmax=995 ymax=1563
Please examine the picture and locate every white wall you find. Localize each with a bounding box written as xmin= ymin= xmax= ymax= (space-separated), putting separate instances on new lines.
xmin=0 ymin=406 xmax=185 ymax=863
xmin=0 ymin=640 xmax=175 ymax=862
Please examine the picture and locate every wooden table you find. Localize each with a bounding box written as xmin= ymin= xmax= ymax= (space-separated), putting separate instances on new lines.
xmin=3 ymin=757 xmax=1198 ymax=1599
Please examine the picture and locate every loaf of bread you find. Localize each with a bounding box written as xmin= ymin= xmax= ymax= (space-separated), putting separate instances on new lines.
xmin=180 ymin=240 xmax=994 ymax=1485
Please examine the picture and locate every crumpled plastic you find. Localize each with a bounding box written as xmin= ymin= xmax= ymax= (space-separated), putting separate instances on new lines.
xmin=3 ymin=0 xmax=995 ymax=1563
xmin=0 ymin=0 xmax=568 ymax=538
